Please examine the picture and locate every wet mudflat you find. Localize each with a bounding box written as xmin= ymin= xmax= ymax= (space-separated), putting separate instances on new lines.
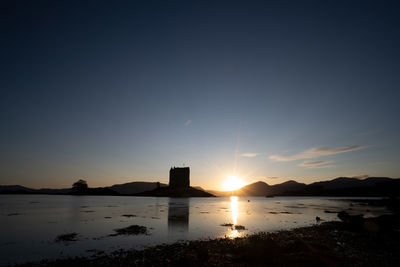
xmin=19 ymin=216 xmax=400 ymax=267
xmin=0 ymin=195 xmax=392 ymax=265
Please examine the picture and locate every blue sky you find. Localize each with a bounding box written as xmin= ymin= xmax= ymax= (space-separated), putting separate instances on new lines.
xmin=1 ymin=0 xmax=400 ymax=189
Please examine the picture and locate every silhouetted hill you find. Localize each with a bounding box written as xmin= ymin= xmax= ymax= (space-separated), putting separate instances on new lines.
xmin=208 ymin=177 xmax=399 ymax=197
xmin=210 ymin=180 xmax=306 ymax=197
xmin=36 ymin=188 xmax=71 ymax=194
xmin=0 ymin=185 xmax=72 ymax=194
xmin=0 ymin=185 xmax=37 ymax=194
xmin=136 ymin=186 xmax=215 ymax=197
xmin=269 ymin=180 xmax=307 ymax=196
xmin=308 ymin=177 xmax=393 ymax=190
xmin=0 ymin=182 xmax=165 ymax=196
xmin=70 ymin=187 xmax=120 ymax=196
xmin=240 ymin=181 xmax=272 ymax=196
xmin=281 ymin=177 xmax=399 ymax=196
xmin=109 ymin=182 xmax=167 ymax=195
xmin=0 ymin=185 xmax=117 ymax=195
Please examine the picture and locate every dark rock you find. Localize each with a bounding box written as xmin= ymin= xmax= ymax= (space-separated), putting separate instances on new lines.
xmin=337 ymin=211 xmax=364 ymax=225
xmin=234 ymin=225 xmax=246 ymax=230
xmin=324 ymin=210 xmax=338 ymax=213
xmin=55 ymin=233 xmax=78 ymax=243
xmin=112 ymin=225 xmax=148 ymax=236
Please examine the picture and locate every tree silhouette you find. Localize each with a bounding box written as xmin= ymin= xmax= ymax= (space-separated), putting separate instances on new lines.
xmin=72 ymin=179 xmax=88 ymax=192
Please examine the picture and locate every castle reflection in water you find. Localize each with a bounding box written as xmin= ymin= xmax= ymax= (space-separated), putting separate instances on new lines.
xmin=168 ymin=198 xmax=189 ymax=235
xmin=167 ymin=196 xmax=240 ymax=238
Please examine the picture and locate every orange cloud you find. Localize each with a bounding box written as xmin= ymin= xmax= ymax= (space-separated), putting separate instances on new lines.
xmin=270 ymin=145 xmax=365 ymax=161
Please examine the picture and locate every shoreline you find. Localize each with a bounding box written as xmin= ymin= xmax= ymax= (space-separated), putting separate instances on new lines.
xmin=18 ymin=215 xmax=400 ymax=267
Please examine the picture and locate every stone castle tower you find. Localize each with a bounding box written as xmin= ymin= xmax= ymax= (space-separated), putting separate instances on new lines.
xmin=169 ymin=167 xmax=190 ymax=188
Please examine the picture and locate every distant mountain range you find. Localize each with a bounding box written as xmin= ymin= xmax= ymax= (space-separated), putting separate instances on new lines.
xmin=207 ymin=180 xmax=307 ymax=196
xmin=0 ymin=181 xmax=168 ymax=196
xmin=209 ymin=177 xmax=400 ymax=197
xmin=0 ymin=185 xmax=72 ymax=195
xmin=1 ymin=177 xmax=399 ymax=197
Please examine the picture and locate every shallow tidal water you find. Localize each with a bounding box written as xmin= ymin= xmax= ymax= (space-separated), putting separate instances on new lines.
xmin=0 ymin=195 xmax=390 ymax=265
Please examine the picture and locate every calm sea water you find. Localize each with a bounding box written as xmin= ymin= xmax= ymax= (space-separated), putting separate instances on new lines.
xmin=0 ymin=195 xmax=390 ymax=265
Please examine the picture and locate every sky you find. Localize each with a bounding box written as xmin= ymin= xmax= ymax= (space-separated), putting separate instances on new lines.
xmin=1 ymin=0 xmax=400 ymax=190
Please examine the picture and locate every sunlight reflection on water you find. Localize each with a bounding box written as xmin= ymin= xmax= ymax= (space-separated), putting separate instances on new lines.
xmin=231 ymin=196 xmax=238 ymax=225
xmin=226 ymin=196 xmax=241 ymax=238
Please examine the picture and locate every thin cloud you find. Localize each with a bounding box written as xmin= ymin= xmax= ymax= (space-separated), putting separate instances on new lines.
xmin=241 ymin=153 xmax=259 ymax=158
xmin=269 ymin=145 xmax=365 ymax=161
xmin=349 ymin=174 xmax=370 ymax=179
xmin=298 ymin=160 xmax=332 ymax=168
xmin=184 ymin=120 xmax=192 ymax=126
xmin=257 ymin=176 xmax=280 ymax=180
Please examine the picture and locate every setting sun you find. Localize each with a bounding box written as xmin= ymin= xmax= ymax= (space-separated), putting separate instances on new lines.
xmin=223 ymin=176 xmax=245 ymax=191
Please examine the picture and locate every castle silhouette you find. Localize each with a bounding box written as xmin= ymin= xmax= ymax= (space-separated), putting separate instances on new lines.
xmin=135 ymin=167 xmax=214 ymax=197
xmin=169 ymin=167 xmax=190 ymax=188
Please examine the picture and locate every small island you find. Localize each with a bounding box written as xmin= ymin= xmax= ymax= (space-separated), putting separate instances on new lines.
xmin=135 ymin=167 xmax=214 ymax=197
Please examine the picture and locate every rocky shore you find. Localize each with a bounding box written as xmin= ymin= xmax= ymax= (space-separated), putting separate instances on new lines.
xmin=18 ymin=211 xmax=400 ymax=267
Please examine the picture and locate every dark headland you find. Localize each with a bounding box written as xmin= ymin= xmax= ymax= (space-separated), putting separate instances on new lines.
xmin=135 ymin=185 xmax=214 ymax=197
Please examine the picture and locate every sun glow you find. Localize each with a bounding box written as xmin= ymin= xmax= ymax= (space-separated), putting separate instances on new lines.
xmin=223 ymin=176 xmax=245 ymax=191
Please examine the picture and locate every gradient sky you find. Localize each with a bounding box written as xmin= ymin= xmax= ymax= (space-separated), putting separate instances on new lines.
xmin=1 ymin=0 xmax=400 ymax=189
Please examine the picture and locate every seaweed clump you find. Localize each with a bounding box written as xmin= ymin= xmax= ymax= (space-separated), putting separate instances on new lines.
xmin=55 ymin=233 xmax=78 ymax=243
xmin=112 ymin=225 xmax=148 ymax=236
xmin=220 ymin=223 xmax=246 ymax=230
xmin=233 ymin=225 xmax=246 ymax=230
